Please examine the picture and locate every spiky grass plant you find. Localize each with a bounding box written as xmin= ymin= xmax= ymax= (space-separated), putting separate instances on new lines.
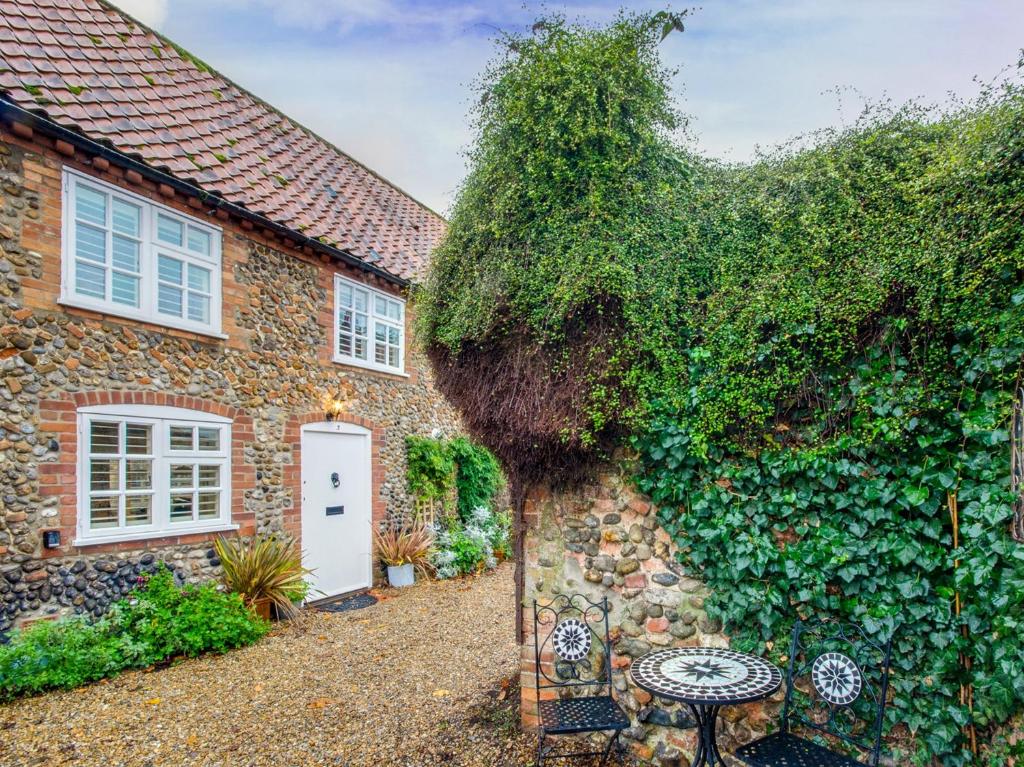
xmin=373 ymin=522 xmax=434 ymax=577
xmin=214 ymin=535 xmax=311 ymax=620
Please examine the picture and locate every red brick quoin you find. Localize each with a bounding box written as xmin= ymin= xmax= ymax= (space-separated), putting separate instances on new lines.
xmin=38 ymin=391 xmax=256 ymax=557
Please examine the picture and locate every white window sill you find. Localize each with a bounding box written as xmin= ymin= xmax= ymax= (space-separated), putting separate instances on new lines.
xmin=73 ymin=522 xmax=239 ymax=547
xmin=58 ymin=298 xmax=228 ymax=340
xmin=331 ymin=356 xmax=410 ymax=378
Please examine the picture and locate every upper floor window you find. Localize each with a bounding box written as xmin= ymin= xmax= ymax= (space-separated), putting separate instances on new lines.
xmin=61 ymin=169 xmax=223 ymax=336
xmin=334 ymin=274 xmax=405 ymax=373
xmin=76 ymin=405 xmax=233 ymax=545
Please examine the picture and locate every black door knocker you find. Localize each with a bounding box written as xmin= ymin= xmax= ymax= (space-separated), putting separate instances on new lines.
xmin=330 ymin=472 xmax=341 ymax=488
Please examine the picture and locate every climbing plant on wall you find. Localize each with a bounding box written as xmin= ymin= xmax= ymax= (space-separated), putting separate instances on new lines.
xmin=419 ymin=8 xmax=1024 ymax=761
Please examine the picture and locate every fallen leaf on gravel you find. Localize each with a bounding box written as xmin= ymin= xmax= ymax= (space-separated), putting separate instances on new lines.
xmin=432 ymin=689 xmax=451 ymax=698
xmin=146 ymin=698 xmax=161 ymax=705
xmin=306 ymin=697 xmax=338 ymax=709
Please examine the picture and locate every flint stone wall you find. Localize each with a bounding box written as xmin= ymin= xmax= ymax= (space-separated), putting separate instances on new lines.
xmin=521 ymin=457 xmax=781 ymax=766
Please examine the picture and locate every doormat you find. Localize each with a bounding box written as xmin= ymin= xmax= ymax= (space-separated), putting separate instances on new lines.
xmin=314 ymin=592 xmax=378 ymax=613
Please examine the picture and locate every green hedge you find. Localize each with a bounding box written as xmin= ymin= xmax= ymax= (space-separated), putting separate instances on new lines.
xmin=0 ymin=568 xmax=267 ymax=699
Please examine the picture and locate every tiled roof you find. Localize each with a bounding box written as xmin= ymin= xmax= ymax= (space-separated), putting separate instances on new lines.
xmin=0 ymin=0 xmax=445 ymax=282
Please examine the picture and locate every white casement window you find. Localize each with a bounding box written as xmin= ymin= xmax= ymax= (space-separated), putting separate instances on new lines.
xmin=334 ymin=274 xmax=405 ymax=374
xmin=61 ymin=168 xmax=223 ymax=336
xmin=76 ymin=405 xmax=234 ymax=545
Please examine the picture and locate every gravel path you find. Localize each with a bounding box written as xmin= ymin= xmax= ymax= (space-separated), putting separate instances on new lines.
xmin=0 ymin=563 xmax=539 ymax=767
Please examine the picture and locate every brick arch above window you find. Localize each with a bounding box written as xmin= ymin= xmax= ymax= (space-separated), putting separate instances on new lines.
xmin=38 ymin=391 xmax=256 ymax=557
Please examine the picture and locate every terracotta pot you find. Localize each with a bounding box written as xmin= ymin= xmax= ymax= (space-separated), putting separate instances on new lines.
xmin=251 ymin=597 xmax=273 ymax=621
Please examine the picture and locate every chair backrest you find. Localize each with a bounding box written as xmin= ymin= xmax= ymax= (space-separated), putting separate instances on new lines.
xmin=533 ymin=594 xmax=614 ymax=694
xmin=780 ymin=619 xmax=894 ymax=766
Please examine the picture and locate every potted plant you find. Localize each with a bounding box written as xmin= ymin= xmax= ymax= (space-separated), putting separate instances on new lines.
xmin=373 ymin=522 xmax=433 ymax=587
xmin=214 ymin=534 xmax=313 ymax=620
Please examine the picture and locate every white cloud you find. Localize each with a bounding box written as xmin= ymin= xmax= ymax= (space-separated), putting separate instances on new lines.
xmin=154 ymin=0 xmax=1024 ymax=212
xmin=108 ymin=0 xmax=169 ymax=28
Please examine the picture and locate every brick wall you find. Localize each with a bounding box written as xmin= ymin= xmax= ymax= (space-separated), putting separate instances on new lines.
xmin=0 ymin=127 xmax=461 ymax=629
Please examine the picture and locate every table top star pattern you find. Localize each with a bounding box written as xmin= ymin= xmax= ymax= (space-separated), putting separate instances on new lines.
xmin=630 ymin=647 xmax=783 ymax=705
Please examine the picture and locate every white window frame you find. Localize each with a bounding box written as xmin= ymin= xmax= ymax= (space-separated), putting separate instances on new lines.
xmin=75 ymin=404 xmax=236 ymax=546
xmin=333 ymin=274 xmax=407 ymax=375
xmin=60 ymin=168 xmax=224 ymax=338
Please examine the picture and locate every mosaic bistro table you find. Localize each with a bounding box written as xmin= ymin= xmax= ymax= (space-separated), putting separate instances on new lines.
xmin=630 ymin=647 xmax=783 ymax=767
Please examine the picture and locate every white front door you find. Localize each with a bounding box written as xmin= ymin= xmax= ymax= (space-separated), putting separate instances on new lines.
xmin=300 ymin=422 xmax=372 ymax=599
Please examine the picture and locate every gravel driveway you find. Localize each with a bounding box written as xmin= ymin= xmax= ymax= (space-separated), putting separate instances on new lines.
xmin=0 ymin=563 xmax=538 ymax=767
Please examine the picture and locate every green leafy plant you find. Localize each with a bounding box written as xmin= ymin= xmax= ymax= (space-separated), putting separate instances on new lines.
xmin=449 ymin=436 xmax=505 ymax=521
xmin=431 ymin=507 xmax=510 ymax=579
xmin=373 ymin=521 xmax=435 ymax=576
xmin=406 ymin=435 xmax=456 ymax=502
xmin=0 ymin=567 xmax=267 ymax=700
xmin=215 ymin=535 xmax=312 ymax=620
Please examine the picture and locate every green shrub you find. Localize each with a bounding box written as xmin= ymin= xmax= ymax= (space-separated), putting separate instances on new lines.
xmin=0 ymin=567 xmax=267 ymax=700
xmin=449 ymin=436 xmax=504 ymax=521
xmin=405 ymin=435 xmax=455 ymax=502
xmin=432 ymin=507 xmax=510 ymax=579
xmin=406 ymin=435 xmax=504 ymax=518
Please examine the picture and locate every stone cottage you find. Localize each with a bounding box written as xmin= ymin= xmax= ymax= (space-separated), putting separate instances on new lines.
xmin=0 ymin=0 xmax=460 ymax=630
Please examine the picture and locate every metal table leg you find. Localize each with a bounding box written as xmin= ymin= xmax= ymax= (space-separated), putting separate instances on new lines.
xmin=687 ymin=704 xmax=725 ymax=766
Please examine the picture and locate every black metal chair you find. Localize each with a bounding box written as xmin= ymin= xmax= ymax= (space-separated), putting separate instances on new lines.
xmin=734 ymin=619 xmax=894 ymax=767
xmin=533 ymin=594 xmax=630 ymax=766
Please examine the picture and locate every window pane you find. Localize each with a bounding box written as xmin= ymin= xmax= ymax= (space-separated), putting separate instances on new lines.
xmin=75 ymin=184 xmax=107 ymax=226
xmin=75 ymin=260 xmax=106 ymax=299
xmin=158 ymin=284 xmax=183 ymax=317
xmin=125 ymin=424 xmax=152 ymax=455
xmin=157 ymin=214 xmax=183 ymax=246
xmin=187 ymin=293 xmax=210 ymax=324
xmin=198 ymin=465 xmax=220 ymax=488
xmin=170 ymin=464 xmax=194 ymax=489
xmin=387 ymin=345 xmax=399 ymax=368
xmin=353 ymin=336 xmax=367 ymax=360
xmin=170 ymin=493 xmax=193 ymax=522
xmin=90 ymin=422 xmax=120 ymax=454
xmin=197 ymin=492 xmax=219 ymax=520
xmin=111 ymin=199 xmax=140 ymax=236
xmin=353 ymin=288 xmax=368 ymax=312
xmin=388 ymin=326 xmax=400 ymax=346
xmin=187 ymin=264 xmax=210 ymax=293
xmin=374 ymin=340 xmax=386 ymax=365
xmin=339 ymin=309 xmax=353 ymax=334
xmin=338 ymin=283 xmax=352 ymax=308
xmin=75 ymin=223 xmax=107 ymax=264
xmin=354 ymin=313 xmax=367 ymax=337
xmin=125 ymin=460 xmax=152 ymax=490
xmin=169 ymin=426 xmax=194 ymax=451
xmin=197 ymin=428 xmax=219 ymax=451
xmin=158 ymin=254 xmax=183 ymax=284
xmin=374 ymin=323 xmax=386 ymax=343
xmin=125 ymin=495 xmax=151 ymax=526
xmin=112 ymin=236 xmax=139 ymax=273
xmin=187 ymin=226 xmax=211 ymax=256
xmin=374 ymin=295 xmax=387 ymax=316
xmin=338 ymin=331 xmax=352 ymax=357
xmin=90 ymin=459 xmax=119 ymax=491
xmin=89 ymin=496 xmax=118 ymax=528
xmin=389 ymin=301 xmax=402 ymax=321
xmin=111 ymin=272 xmax=139 ymax=307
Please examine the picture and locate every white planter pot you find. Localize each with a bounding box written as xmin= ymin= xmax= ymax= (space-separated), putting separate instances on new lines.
xmin=387 ymin=563 xmax=415 ymax=587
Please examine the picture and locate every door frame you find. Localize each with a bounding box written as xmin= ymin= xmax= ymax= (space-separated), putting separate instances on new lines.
xmin=299 ymin=420 xmax=373 ymax=597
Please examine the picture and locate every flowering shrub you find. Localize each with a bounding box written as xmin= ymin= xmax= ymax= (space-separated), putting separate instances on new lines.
xmin=431 ymin=507 xmax=511 ymax=579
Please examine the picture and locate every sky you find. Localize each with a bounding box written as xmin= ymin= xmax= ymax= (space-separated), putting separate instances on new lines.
xmin=111 ymin=0 xmax=1024 ymax=215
